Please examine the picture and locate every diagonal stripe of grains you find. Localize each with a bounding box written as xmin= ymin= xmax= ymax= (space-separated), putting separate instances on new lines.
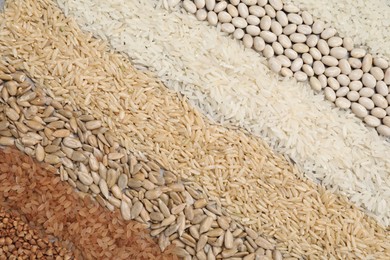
xmin=0 ymin=0 xmax=389 ymax=258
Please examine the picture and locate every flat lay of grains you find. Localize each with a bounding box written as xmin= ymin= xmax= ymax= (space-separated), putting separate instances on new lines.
xmin=1 ymin=0 xmax=390 ymax=259
xmin=56 ymin=0 xmax=390 ymax=227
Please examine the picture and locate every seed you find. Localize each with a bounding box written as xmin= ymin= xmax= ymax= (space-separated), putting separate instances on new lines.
xmin=63 ymin=137 xmax=82 ymax=149
xmin=199 ymin=216 xmax=213 ymax=234
xmin=77 ymin=171 xmax=94 ymax=186
xmin=130 ymin=201 xmax=144 ymax=219
xmin=0 ymin=136 xmax=15 ymax=146
xmin=44 ymin=154 xmax=61 ymax=165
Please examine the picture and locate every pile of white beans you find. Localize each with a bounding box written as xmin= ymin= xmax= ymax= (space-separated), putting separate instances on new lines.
xmin=182 ymin=0 xmax=390 ymax=137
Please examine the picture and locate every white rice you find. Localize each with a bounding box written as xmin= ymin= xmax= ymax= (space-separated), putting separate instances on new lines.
xmin=287 ymin=0 xmax=390 ymax=59
xmin=56 ymin=0 xmax=390 ymax=226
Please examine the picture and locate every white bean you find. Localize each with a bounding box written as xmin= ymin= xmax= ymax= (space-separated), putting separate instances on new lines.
xmin=291 ymin=58 xmax=303 ymax=72
xmin=230 ymin=0 xmax=240 ymax=5
xmin=351 ymin=102 xmax=368 ymax=118
xmin=335 ymin=97 xmax=351 ymax=109
xmin=196 ymin=9 xmax=208 ymax=21
xmin=371 ymin=107 xmax=386 ymax=119
xmin=227 ymin=4 xmax=238 ymax=17
xmin=253 ymin=36 xmax=265 ymax=51
xmin=276 ymin=10 xmax=288 ymax=26
xmin=269 ymin=0 xmax=283 ymax=10
xmin=293 ymin=43 xmax=309 ymax=53
xmin=351 ymin=48 xmax=366 ymax=58
xmin=207 ymin=11 xmax=218 ymax=25
xmin=349 ymin=69 xmax=363 ymax=81
xmin=322 ymin=56 xmax=338 ymax=67
xmin=285 ymin=48 xmax=298 ymax=60
xmin=370 ymin=67 xmax=384 ymax=81
xmin=359 ymin=97 xmax=375 ymax=110
xmin=243 ymin=34 xmax=254 ymax=48
xmin=268 ymin=57 xmax=282 ymax=73
xmin=238 ymin=3 xmax=249 ymax=18
xmin=385 ymin=68 xmax=390 ymax=84
xmin=257 ymin=0 xmax=268 ymax=6
xmin=221 ymin=23 xmax=235 ymax=33
xmin=301 ymin=11 xmax=313 ymax=25
xmin=362 ymin=54 xmax=372 ymax=73
xmin=260 ymin=31 xmax=277 ymax=43
xmin=349 ymin=81 xmax=363 ymax=91
xmin=242 ymin=0 xmax=257 ymax=5
xmin=336 ymin=86 xmax=349 ymax=97
xmin=249 ymin=6 xmax=265 ymax=17
xmin=272 ymin=41 xmax=284 ymax=55
xmin=233 ymin=28 xmax=245 ymax=39
xmin=270 ymin=20 xmax=283 ymax=35
xmin=246 ymin=15 xmax=260 ymax=25
xmin=302 ymin=64 xmax=314 ymax=77
xmin=330 ymin=47 xmax=348 ymax=59
xmin=246 ymin=25 xmax=260 ymax=36
xmin=327 ymin=77 xmax=340 ymax=90
xmin=278 ymin=34 xmax=292 ymax=49
xmin=325 ymin=67 xmax=341 ymax=77
xmin=263 ymin=44 xmax=274 ymax=58
xmin=362 ymin=73 xmax=376 ymax=88
xmin=372 ymin=94 xmax=388 ymax=109
xmin=318 ymin=74 xmax=328 ymax=88
xmin=294 ymin=71 xmax=308 ymax=82
xmin=373 ymin=57 xmax=389 ymax=69
xmin=310 ymin=76 xmax=322 ymax=91
xmin=377 ymin=125 xmax=390 ymax=137
xmin=317 ymin=39 xmax=330 ymax=55
xmin=313 ymin=61 xmax=325 ymax=75
xmin=338 ymin=59 xmax=351 ymax=74
xmin=337 ymin=74 xmax=350 ymax=86
xmin=312 ymin=20 xmax=325 ymax=34
xmin=302 ymin=53 xmax=313 ymax=65
xmin=232 ymin=17 xmax=247 ymax=28
xmin=260 ymin=16 xmax=271 ymax=30
xmin=287 ymin=13 xmax=302 ymax=24
xmin=364 ymin=115 xmax=381 ymax=127
xmin=347 ymin=91 xmax=359 ymax=102
xmin=309 ymin=47 xmax=322 ymax=60
xmin=297 ymin=24 xmax=312 ymax=35
xmin=280 ymin=67 xmax=293 ymax=77
xmin=205 ymin=0 xmax=215 ymax=11
xmin=343 ymin=37 xmax=354 ymax=51
xmin=359 ymin=87 xmax=374 ymax=97
xmin=321 ymin=28 xmax=337 ymax=40
xmin=283 ymin=24 xmax=297 ymax=35
xmin=348 ymin=58 xmax=362 ymax=69
xmin=214 ymin=1 xmax=227 ymax=12
xmin=327 ymin=36 xmax=343 ymax=47
xmin=376 ymin=81 xmax=389 ymax=96
xmin=218 ymin=11 xmax=232 ymax=23
xmin=324 ymin=87 xmax=336 ymax=101
xmin=183 ymin=0 xmax=197 ymax=14
xmin=383 ymin=116 xmax=390 ymax=127
xmin=264 ymin=4 xmax=276 ymax=18
xmin=194 ymin=0 xmax=205 ymax=9
xmin=290 ymin=33 xmax=306 ymax=43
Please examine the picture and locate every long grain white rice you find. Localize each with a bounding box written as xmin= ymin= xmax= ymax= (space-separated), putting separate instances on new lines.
xmin=56 ymin=0 xmax=390 ymax=226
